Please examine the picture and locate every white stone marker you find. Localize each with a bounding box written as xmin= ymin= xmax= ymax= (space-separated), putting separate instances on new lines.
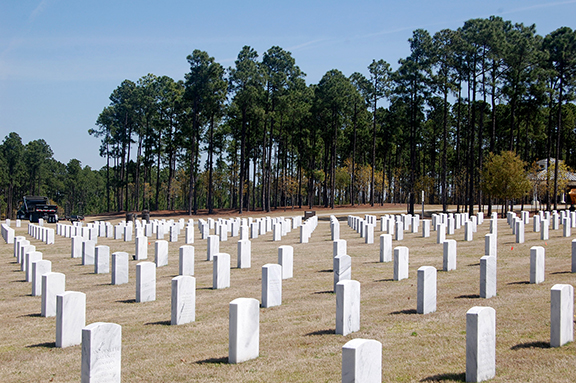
xmin=422 ymin=219 xmax=431 ymax=238
xmin=81 ymin=322 xmax=121 ymax=383
xmin=185 ymin=225 xmax=194 ymax=244
xmin=515 ymin=220 xmax=525 ymax=243
xmin=278 ymin=245 xmax=293 ymax=279
xmin=207 ymin=235 xmax=219 ymax=261
xmin=94 ymin=245 xmax=110 ymax=274
xmin=171 ymin=275 xmax=196 ymax=325
xmin=485 ymin=233 xmax=497 ymax=258
xmin=393 ymin=246 xmax=409 ymax=281
xmin=365 ymin=224 xmax=374 ymax=244
xmin=437 ymin=223 xmax=446 ymax=244
xmin=342 ymin=339 xmax=382 ymax=383
xmin=530 ymin=246 xmax=545 ymax=284
xmin=72 ymin=236 xmax=83 ymax=258
xmin=333 ymin=239 xmax=347 ymax=258
xmin=136 ymin=262 xmax=156 ymax=302
xmin=333 ymin=254 xmax=352 ymax=291
xmin=41 ymin=272 xmax=65 ymax=317
xmin=82 ymin=240 xmax=96 ymax=266
xmin=25 ymin=251 xmax=43 ymax=282
xmin=336 ymin=279 xmax=361 ymax=336
xmin=550 ymin=284 xmax=574 ymax=347
xmin=465 ymin=221 xmax=473 ymax=241
xmin=480 ymin=256 xmax=497 ymax=299
xmin=262 ymin=264 xmax=282 ymax=308
xmin=32 ymin=259 xmax=51 ymax=296
xmin=56 ymin=291 xmax=86 ymax=348
xmin=379 ymin=234 xmax=392 ymax=263
xmin=541 ymin=219 xmax=549 ymax=240
xmin=155 ymin=240 xmax=168 ymax=267
xmin=417 ymin=266 xmax=437 ymax=314
xmin=237 ymin=240 xmax=251 ymax=269
xmin=443 ymin=239 xmax=457 ymax=271
xmin=135 ymin=236 xmax=148 ymax=260
xmin=466 ymin=306 xmax=496 ymax=383
xmin=213 ymin=253 xmax=230 ymax=289
xmin=179 ymin=245 xmax=194 ymax=276
xmin=533 ymin=214 xmax=541 ymax=232
xmin=111 ymin=252 xmax=129 ymax=285
xmin=395 ymin=221 xmax=403 ymax=241
xmin=228 ymin=298 xmax=260 ymax=364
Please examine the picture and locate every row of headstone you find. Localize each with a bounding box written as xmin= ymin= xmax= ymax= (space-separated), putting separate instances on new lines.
xmin=300 ymin=216 xmax=318 ymax=243
xmin=27 ymin=223 xmax=55 ymax=244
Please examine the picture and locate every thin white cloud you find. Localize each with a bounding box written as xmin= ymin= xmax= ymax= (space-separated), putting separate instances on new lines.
xmin=500 ymin=0 xmax=576 ymax=15
xmin=29 ymin=0 xmax=52 ymax=24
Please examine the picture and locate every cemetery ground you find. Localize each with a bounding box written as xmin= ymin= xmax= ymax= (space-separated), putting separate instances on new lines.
xmin=1 ymin=206 xmax=576 ymax=382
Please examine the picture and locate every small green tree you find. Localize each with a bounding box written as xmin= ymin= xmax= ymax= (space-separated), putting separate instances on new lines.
xmin=482 ymin=151 xmax=531 ymax=215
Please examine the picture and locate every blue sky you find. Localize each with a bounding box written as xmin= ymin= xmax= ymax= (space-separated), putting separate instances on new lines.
xmin=1 ymin=0 xmax=575 ymax=170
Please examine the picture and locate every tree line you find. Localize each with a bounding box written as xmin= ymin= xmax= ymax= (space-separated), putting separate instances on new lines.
xmin=2 ymin=17 xmax=576 ymax=219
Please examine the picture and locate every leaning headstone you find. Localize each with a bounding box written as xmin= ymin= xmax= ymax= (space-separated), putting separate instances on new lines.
xmin=155 ymin=240 xmax=168 ymax=267
xmin=56 ymin=291 xmax=86 ymax=348
xmin=179 ymin=245 xmax=194 ymax=276
xmin=278 ymin=245 xmax=293 ymax=279
xmin=228 ymin=298 xmax=259 ymax=364
xmin=32 ymin=259 xmax=51 ymax=296
xmin=336 ymin=279 xmax=361 ymax=336
xmin=379 ymin=234 xmax=392 ymax=263
xmin=136 ymin=262 xmax=156 ymax=302
xmin=237 ymin=240 xmax=251 ymax=269
xmin=261 ymin=264 xmax=282 ymax=308
xmin=417 ymin=266 xmax=437 ymax=314
xmin=393 ymin=247 xmax=409 ymax=281
xmin=41 ymin=272 xmax=65 ymax=317
xmin=94 ymin=245 xmax=110 ymax=274
xmin=213 ymin=253 xmax=230 ymax=289
xmin=171 ymin=275 xmax=196 ymax=325
xmin=111 ymin=252 xmax=129 ymax=285
xmin=443 ymin=239 xmax=457 ymax=271
xmin=530 ymin=246 xmax=545 ymax=284
xmin=81 ymin=322 xmax=122 ymax=383
xmin=550 ymin=284 xmax=574 ymax=347
xmin=342 ymin=339 xmax=382 ymax=383
xmin=333 ymin=254 xmax=352 ymax=291
xmin=466 ymin=306 xmax=496 ymax=382
xmin=480 ymin=256 xmax=497 ymax=299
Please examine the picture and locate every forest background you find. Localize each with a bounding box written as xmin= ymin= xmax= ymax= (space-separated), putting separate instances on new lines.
xmin=1 ymin=17 xmax=576 ymax=219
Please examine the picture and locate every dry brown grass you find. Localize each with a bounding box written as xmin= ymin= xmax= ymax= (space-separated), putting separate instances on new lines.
xmin=1 ymin=207 xmax=576 ymax=382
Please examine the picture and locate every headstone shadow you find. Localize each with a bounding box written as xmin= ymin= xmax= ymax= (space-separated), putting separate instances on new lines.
xmin=467 ymin=263 xmax=480 ymax=267
xmin=389 ymin=309 xmax=417 ymax=315
xmin=312 ymin=290 xmax=333 ymax=295
xmin=116 ymin=299 xmax=136 ymax=304
xmin=27 ymin=342 xmax=56 ymax=349
xmin=305 ymin=329 xmax=334 ymax=336
xmin=510 ymin=341 xmax=549 ymax=350
xmin=317 ymin=269 xmax=332 ymax=273
xmin=375 ymin=278 xmax=394 ymax=282
xmin=18 ymin=313 xmax=42 ymax=318
xmin=10 ymin=279 xmax=27 ymax=283
xmin=195 ymin=356 xmax=228 ymax=364
xmin=420 ymin=372 xmax=466 ymax=382
xmin=145 ymin=320 xmax=171 ymax=326
xmin=455 ymin=294 xmax=480 ymax=299
xmin=507 ymin=281 xmax=530 ymax=285
xmin=551 ymin=271 xmax=572 ymax=275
